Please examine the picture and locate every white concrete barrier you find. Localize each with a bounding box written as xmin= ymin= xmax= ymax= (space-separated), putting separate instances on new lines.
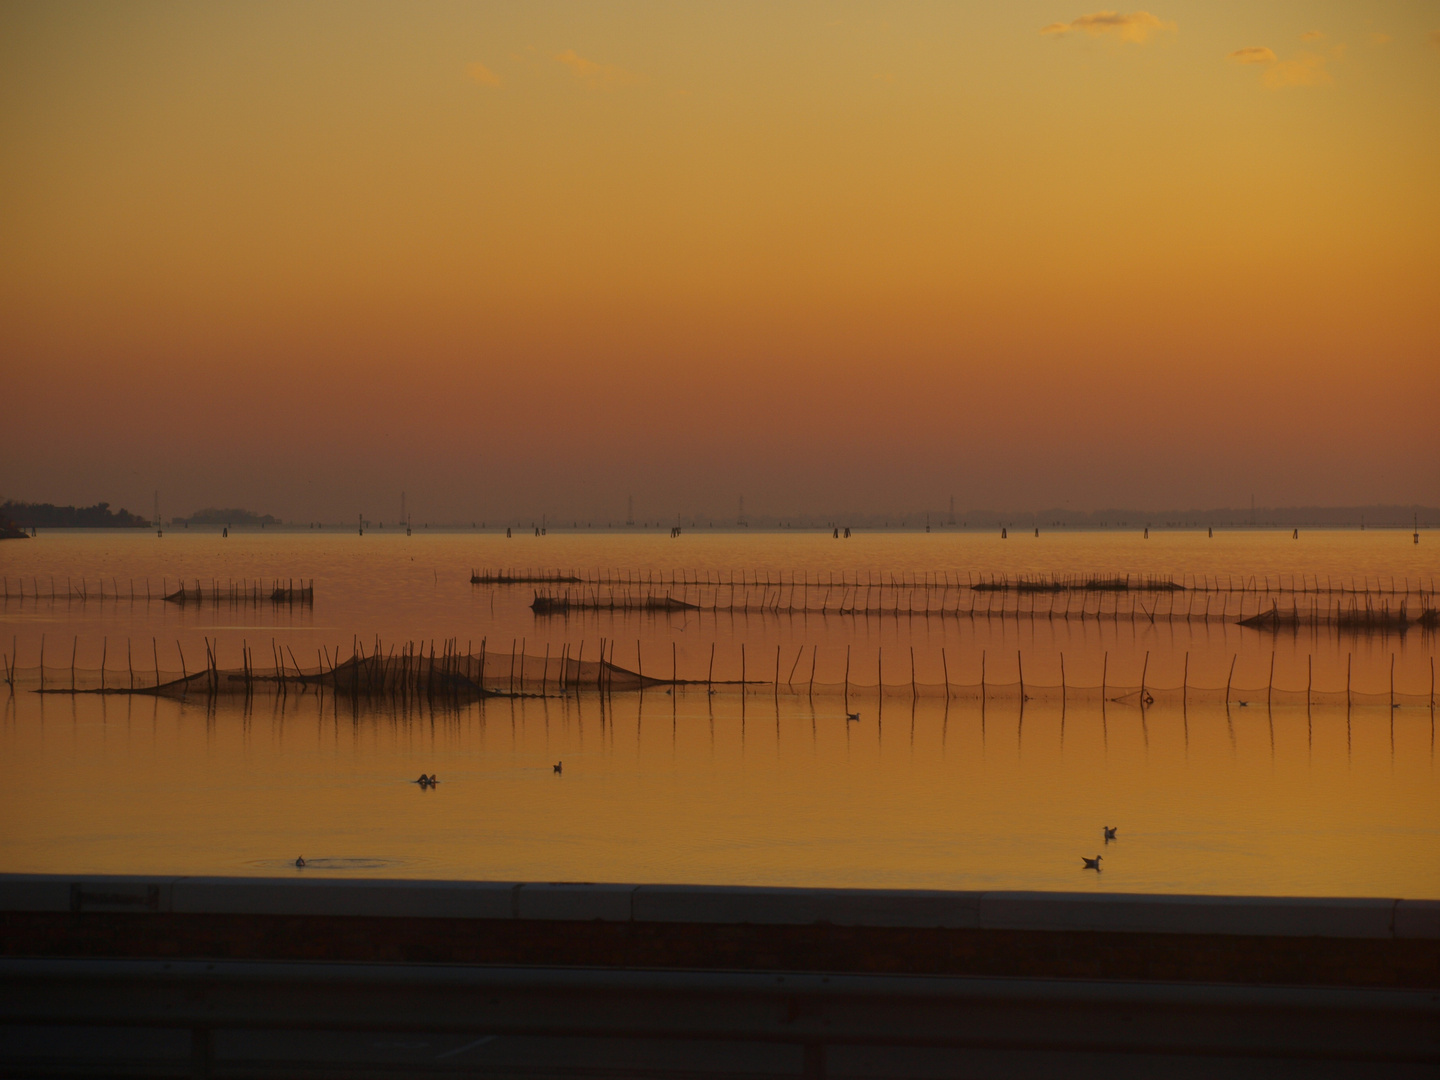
xmin=1 ymin=874 xmax=1435 ymax=939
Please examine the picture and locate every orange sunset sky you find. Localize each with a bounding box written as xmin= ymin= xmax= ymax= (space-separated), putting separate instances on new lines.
xmin=2 ymin=2 xmax=1437 ymax=524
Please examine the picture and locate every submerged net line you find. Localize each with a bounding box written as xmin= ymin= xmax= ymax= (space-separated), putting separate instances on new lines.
xmin=5 ymin=644 xmax=1435 ymax=710
xmin=476 ymin=567 xmax=1437 ymax=597
xmin=0 ymin=576 xmax=313 ymax=606
xmin=528 ymin=587 xmax=1438 ymax=632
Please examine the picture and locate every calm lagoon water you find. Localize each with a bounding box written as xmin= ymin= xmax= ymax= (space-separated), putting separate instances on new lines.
xmin=1 ymin=528 xmax=1435 ymax=896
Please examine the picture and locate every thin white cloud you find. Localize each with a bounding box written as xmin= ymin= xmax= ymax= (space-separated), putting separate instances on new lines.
xmin=1264 ymin=53 xmax=1331 ymax=88
xmin=1040 ymin=11 xmax=1175 ymax=44
xmin=465 ymin=62 xmax=502 ymax=87
xmin=554 ymin=49 xmax=642 ymax=88
xmin=1228 ymin=46 xmax=1276 ymax=65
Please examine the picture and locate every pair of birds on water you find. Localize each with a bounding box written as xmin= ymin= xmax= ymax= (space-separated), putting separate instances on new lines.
xmin=1083 ymin=826 xmax=1120 ymax=870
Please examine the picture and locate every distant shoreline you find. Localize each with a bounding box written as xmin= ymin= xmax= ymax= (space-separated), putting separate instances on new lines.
xmin=9 ymin=522 xmax=1432 ymax=535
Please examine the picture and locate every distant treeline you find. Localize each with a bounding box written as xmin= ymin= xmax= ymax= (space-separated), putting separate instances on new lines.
xmin=177 ymin=507 xmax=281 ymax=526
xmin=1 ymin=501 xmax=149 ymax=529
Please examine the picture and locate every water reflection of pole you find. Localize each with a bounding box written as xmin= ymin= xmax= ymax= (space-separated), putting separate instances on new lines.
xmin=1390 ymin=653 xmax=1396 ymax=756
xmin=876 ymin=646 xmax=883 ymax=723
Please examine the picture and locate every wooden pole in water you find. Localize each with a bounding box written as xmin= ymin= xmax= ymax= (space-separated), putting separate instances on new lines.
xmin=774 ymin=644 xmax=781 ymax=696
xmin=128 ymin=639 xmax=133 ymax=691
xmin=509 ymin=639 xmax=517 ymax=694
xmin=153 ymin=638 xmax=160 ymax=688
xmin=1390 ymin=653 xmax=1395 ymax=710
xmin=673 ymin=641 xmax=678 ymax=690
xmin=1059 ymin=652 xmax=1065 ymax=707
xmin=1017 ymin=649 xmax=1024 ymax=701
xmin=71 ymin=636 xmax=77 ymax=692
xmin=636 ymin=640 xmax=642 ymax=687
xmin=942 ymin=647 xmax=950 ymax=699
xmin=1182 ymin=652 xmax=1188 ymax=706
xmin=740 ymin=643 xmax=746 ymax=690
xmin=843 ymin=645 xmax=851 ymax=703
xmin=1306 ymin=654 xmax=1312 ymax=708
xmin=179 ymin=641 xmax=188 ymax=683
xmin=911 ymin=647 xmax=919 ymax=700
xmin=787 ymin=646 xmax=803 ymax=687
xmin=809 ymin=645 xmax=818 ymax=697
xmin=39 ymin=634 xmax=44 ymax=693
xmin=1139 ymin=651 xmax=1148 ymax=702
xmin=1267 ymin=651 xmax=1275 ymax=709
xmin=707 ymin=642 xmax=715 ymax=693
xmin=1100 ymin=651 xmax=1106 ymax=701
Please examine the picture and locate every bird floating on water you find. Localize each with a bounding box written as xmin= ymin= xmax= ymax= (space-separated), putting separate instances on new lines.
xmin=1103 ymin=827 xmax=1117 ymax=842
xmin=845 ymin=711 xmax=861 ymax=721
xmin=295 ymin=856 xmax=306 ymax=868
xmin=1082 ymin=855 xmax=1103 ymax=871
xmin=413 ymin=774 xmax=438 ymax=788
xmin=553 ymin=762 xmax=563 ymax=774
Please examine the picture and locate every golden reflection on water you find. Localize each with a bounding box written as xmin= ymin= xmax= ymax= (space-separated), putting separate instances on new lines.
xmin=0 ymin=530 xmax=1435 ymax=700
xmin=1 ymin=529 xmax=1435 ymax=895
xmin=1 ymin=687 xmax=1435 ymax=898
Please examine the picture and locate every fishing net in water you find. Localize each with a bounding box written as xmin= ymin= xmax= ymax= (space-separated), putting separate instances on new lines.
xmin=4 ymin=653 xmax=1434 ymax=710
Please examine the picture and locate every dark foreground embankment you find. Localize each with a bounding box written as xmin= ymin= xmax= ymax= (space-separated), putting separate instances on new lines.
xmin=2 ymin=876 xmax=1438 ymax=1078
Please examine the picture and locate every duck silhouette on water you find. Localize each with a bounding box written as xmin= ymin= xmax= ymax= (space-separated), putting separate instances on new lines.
xmin=295 ymin=856 xmax=306 ymax=868
xmin=553 ymin=761 xmax=563 ymax=774
xmin=412 ymin=774 xmax=438 ymax=788
xmin=1103 ymin=826 xmax=1117 ymax=842
xmin=845 ymin=711 xmax=861 ymax=721
xmin=1082 ymin=855 xmax=1103 ymax=871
